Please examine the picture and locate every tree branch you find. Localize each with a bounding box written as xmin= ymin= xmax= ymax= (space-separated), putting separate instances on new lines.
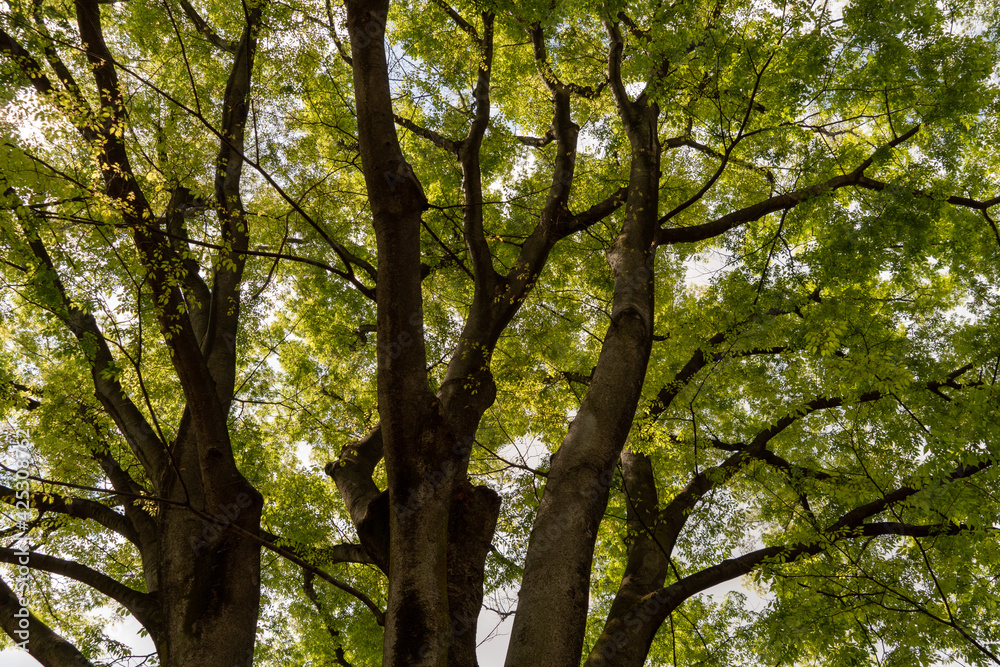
xmin=0 ymin=548 xmax=159 ymax=635
xmin=177 ymin=0 xmax=238 ymax=52
xmin=658 ymin=125 xmax=922 ymax=244
xmin=458 ymin=11 xmax=497 ymax=287
xmin=393 ymin=114 xmax=459 ymax=153
xmin=0 ymin=25 xmax=98 ymax=143
xmin=203 ymin=1 xmax=264 ymax=409
xmin=0 ymin=575 xmax=96 ymax=667
xmin=4 ymin=188 xmax=167 ymax=482
xmin=0 ymin=485 xmax=138 ymax=545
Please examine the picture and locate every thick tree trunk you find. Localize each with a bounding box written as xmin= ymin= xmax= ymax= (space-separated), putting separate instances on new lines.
xmin=345 ymin=1 xmax=458 ymax=664
xmin=445 ymin=483 xmax=501 ymax=667
xmin=156 ymin=486 xmax=263 ymax=667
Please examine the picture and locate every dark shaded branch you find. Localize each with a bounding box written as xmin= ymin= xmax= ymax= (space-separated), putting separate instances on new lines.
xmin=39 ymin=21 xmax=377 ymax=299
xmin=302 ymin=570 xmax=355 ymax=667
xmin=516 ymin=129 xmax=555 ymax=147
xmin=652 ymin=391 xmax=884 ymax=560
xmin=326 ymin=427 xmax=387 ymax=570
xmin=658 ymin=125 xmax=922 ymax=244
xmin=394 ymin=114 xmax=459 ymax=153
xmin=0 ymin=575 xmax=96 ymax=667
xmin=458 ymin=11 xmax=498 ymax=287
xmin=164 ymin=187 xmax=212 ymax=341
xmin=827 ymin=458 xmax=992 ymax=534
xmin=432 ymin=0 xmax=479 ymax=42
xmin=0 ymin=25 xmax=98 ymax=143
xmin=5 ymin=381 xmax=40 ymax=411
xmin=5 ymin=189 xmax=167 ymax=482
xmin=603 ymin=19 xmax=634 ymax=119
xmin=854 ymin=175 xmax=1000 ymax=211
xmin=30 ymin=3 xmax=86 ymax=104
xmin=178 ymin=0 xmax=238 ymax=51
xmin=0 ymin=485 xmax=138 ymax=544
xmin=528 ymin=23 xmax=604 ymax=98
xmin=0 ymin=548 xmax=159 ymax=634
xmin=0 ymin=27 xmax=55 ymax=95
xmin=75 ymin=0 xmax=266 ymax=509
xmin=666 ymin=135 xmax=776 ymax=183
xmin=586 ymin=510 xmax=990 ymax=666
xmin=556 ymin=186 xmax=628 ymax=236
xmin=204 ymin=1 xmax=264 ymax=409
xmin=229 ymin=518 xmax=385 ymax=625
xmin=259 ymin=532 xmax=375 ymax=566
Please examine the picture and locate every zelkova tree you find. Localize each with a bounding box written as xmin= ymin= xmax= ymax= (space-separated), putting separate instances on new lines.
xmin=0 ymin=0 xmax=999 ymax=665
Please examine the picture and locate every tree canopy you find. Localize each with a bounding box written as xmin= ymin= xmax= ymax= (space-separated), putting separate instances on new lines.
xmin=1 ymin=0 xmax=1000 ymax=665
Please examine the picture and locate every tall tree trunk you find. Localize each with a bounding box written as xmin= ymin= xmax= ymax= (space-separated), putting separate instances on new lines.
xmin=587 ymin=450 xmax=671 ymax=667
xmin=504 ymin=88 xmax=661 ymax=665
xmin=445 ymin=483 xmax=501 ymax=667
xmin=345 ymin=1 xmax=456 ymax=664
xmin=156 ymin=491 xmax=263 ymax=667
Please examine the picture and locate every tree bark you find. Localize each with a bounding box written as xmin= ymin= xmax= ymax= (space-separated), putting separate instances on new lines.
xmin=504 ymin=67 xmax=661 ymax=664
xmin=156 ymin=492 xmax=263 ymax=667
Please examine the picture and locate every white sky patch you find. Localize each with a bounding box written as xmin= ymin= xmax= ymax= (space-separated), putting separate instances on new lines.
xmin=498 ymin=436 xmax=549 ymax=471
xmin=2 ymin=91 xmax=54 ymax=149
xmin=295 ymin=440 xmax=313 ymax=468
xmin=684 ymin=248 xmax=730 ymax=287
xmin=477 ymin=604 xmax=515 ymax=666
xmin=0 ymin=648 xmax=39 ymax=666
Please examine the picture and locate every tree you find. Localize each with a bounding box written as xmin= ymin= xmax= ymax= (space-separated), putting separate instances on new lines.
xmin=0 ymin=0 xmax=999 ymax=664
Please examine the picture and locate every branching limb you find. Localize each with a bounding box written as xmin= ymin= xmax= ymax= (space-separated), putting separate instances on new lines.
xmin=227 ymin=519 xmax=385 ymax=625
xmin=30 ymin=1 xmax=87 ymax=103
xmin=325 ymin=426 xmax=387 ymax=569
xmin=260 ymin=532 xmax=375 ymax=566
xmin=0 ymin=485 xmax=138 ymax=545
xmin=529 ymin=23 xmax=604 ymax=98
xmin=666 ymin=135 xmax=776 ymax=184
xmin=658 ymin=125 xmax=922 ymax=244
xmin=4 ymin=189 xmax=167 ymax=483
xmin=432 ymin=0 xmax=479 ymax=42
xmin=458 ymin=11 xmax=498 ymax=287
xmin=204 ymin=1 xmax=264 ymax=408
xmin=177 ymin=0 xmax=238 ymax=51
xmin=515 ymin=129 xmax=555 ymax=148
xmin=302 ymin=570 xmax=355 ymax=667
xmin=0 ymin=25 xmax=99 ymax=142
xmin=586 ymin=509 xmax=993 ymax=667
xmin=0 ymin=548 xmax=159 ymax=635
xmin=0 ymin=575 xmax=96 ymax=667
xmin=394 ymin=114 xmax=459 ymax=153
xmin=603 ymin=19 xmax=634 ymax=118
xmin=164 ymin=187 xmax=212 ymax=341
